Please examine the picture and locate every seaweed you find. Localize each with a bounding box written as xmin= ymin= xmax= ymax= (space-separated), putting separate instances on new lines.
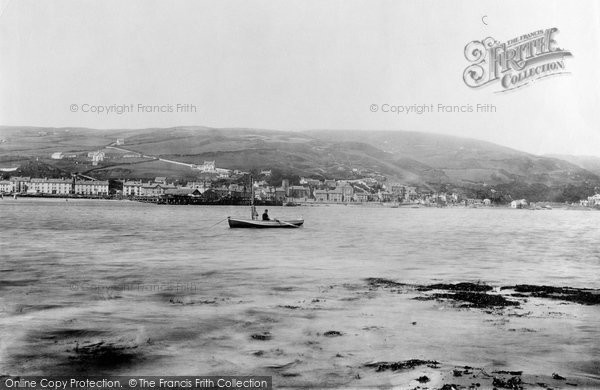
xmin=503 ymin=285 xmax=600 ymax=305
xmin=69 ymin=341 xmax=138 ymax=368
xmin=417 ymin=375 xmax=430 ymax=383
xmin=364 ymin=359 xmax=439 ymax=372
xmin=492 ymin=376 xmax=522 ymax=389
xmin=431 ymin=292 xmax=519 ymax=308
xmin=365 ymin=278 xmax=408 ymax=289
xmin=439 ymin=385 xmax=460 ymax=390
xmin=251 ymin=332 xmax=272 ymax=341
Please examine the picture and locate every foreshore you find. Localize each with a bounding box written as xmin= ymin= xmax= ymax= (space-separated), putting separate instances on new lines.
xmin=3 ymin=278 xmax=599 ymax=389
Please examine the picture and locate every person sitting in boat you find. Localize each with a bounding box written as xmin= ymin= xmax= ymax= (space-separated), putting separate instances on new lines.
xmin=262 ymin=209 xmax=270 ymax=221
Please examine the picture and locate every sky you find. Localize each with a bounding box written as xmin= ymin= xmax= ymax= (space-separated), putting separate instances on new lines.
xmin=1 ymin=0 xmax=599 ymax=156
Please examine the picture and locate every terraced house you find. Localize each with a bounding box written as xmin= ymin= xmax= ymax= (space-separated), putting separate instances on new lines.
xmin=0 ymin=180 xmax=14 ymax=193
xmin=123 ymin=180 xmax=144 ymax=196
xmin=74 ymin=180 xmax=109 ymax=196
xmin=28 ymin=178 xmax=72 ymax=195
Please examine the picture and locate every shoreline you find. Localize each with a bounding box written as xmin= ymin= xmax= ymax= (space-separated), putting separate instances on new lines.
xmin=2 ymin=195 xmax=598 ymax=212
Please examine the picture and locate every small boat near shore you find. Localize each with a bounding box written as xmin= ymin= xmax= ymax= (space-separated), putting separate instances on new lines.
xmin=228 ymin=217 xmax=304 ymax=228
xmin=228 ymin=175 xmax=304 ymax=229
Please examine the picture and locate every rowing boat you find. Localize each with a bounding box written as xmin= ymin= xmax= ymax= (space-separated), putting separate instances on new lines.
xmin=227 ymin=217 xmax=304 ymax=228
xmin=227 ymin=175 xmax=304 ymax=229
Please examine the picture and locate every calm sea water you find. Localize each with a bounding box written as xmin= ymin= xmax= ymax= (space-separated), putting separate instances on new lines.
xmin=1 ymin=199 xmax=599 ymax=386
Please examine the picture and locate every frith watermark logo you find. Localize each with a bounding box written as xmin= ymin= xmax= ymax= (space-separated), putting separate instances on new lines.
xmin=463 ymin=28 xmax=572 ymax=92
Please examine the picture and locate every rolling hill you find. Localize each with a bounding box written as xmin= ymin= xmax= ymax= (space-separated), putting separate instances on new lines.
xmin=1 ymin=126 xmax=599 ymax=201
xmin=546 ymin=154 xmax=600 ymax=177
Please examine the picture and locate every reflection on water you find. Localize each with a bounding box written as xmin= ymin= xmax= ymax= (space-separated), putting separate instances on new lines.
xmin=1 ymin=199 xmax=599 ymax=386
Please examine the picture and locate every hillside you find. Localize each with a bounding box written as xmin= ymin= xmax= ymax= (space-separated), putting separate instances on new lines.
xmin=1 ymin=126 xmax=599 ymax=202
xmin=546 ymin=154 xmax=600 ymax=177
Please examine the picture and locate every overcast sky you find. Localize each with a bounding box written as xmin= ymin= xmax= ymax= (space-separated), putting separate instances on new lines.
xmin=1 ymin=0 xmax=599 ymax=156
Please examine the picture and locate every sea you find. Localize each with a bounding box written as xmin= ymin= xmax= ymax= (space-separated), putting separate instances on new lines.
xmin=1 ymin=199 xmax=599 ymax=388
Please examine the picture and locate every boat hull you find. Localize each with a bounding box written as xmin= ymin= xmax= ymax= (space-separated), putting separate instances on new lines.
xmin=228 ymin=217 xmax=304 ymax=228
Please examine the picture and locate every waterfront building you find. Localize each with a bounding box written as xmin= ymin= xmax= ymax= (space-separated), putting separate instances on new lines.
xmin=28 ymin=178 xmax=72 ymax=195
xmin=274 ymin=187 xmax=287 ymax=202
xmin=0 ymin=180 xmax=14 ymax=193
xmin=10 ymin=177 xmax=31 ymax=193
xmin=314 ymin=189 xmax=328 ymax=202
xmin=338 ymin=184 xmax=354 ymax=201
xmin=587 ymin=194 xmax=600 ymax=207
xmin=257 ymin=186 xmax=276 ymax=201
xmin=378 ymin=191 xmax=394 ymax=202
xmin=123 ymin=180 xmax=144 ymax=196
xmin=139 ymin=183 xmax=174 ymax=197
xmin=287 ymin=185 xmax=311 ymax=203
xmin=313 ymin=188 xmax=346 ymax=203
xmin=74 ymin=180 xmax=109 ymax=196
xmin=328 ymin=188 xmax=344 ymax=202
xmin=510 ymin=199 xmax=527 ymax=209
xmin=390 ymin=184 xmax=406 ymax=199
xmin=353 ymin=190 xmax=370 ymax=202
xmin=404 ymin=186 xmax=419 ymax=201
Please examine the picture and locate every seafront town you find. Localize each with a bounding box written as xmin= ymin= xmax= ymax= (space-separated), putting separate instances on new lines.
xmin=3 ymin=136 xmax=600 ymax=207
xmin=2 ymin=170 xmax=600 ymax=209
xmin=0 ymin=172 xmax=444 ymax=205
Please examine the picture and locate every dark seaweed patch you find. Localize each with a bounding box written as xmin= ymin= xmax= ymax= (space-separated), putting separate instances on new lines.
xmin=365 ymin=278 xmax=408 ymax=289
xmin=323 ymin=331 xmax=343 ymax=337
xmin=69 ymin=341 xmax=139 ymax=368
xmin=251 ymin=332 xmax=272 ymax=341
xmin=502 ymin=285 xmax=600 ymax=305
xmin=439 ymin=384 xmax=460 ymax=390
xmin=416 ymin=375 xmax=430 ymax=383
xmin=492 ymin=376 xmax=522 ymax=389
xmin=364 ymin=359 xmax=439 ymax=372
xmin=278 ymin=305 xmax=301 ymax=310
xmin=432 ymin=292 xmax=519 ymax=308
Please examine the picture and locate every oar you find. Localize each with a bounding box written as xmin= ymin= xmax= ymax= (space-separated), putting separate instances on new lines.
xmin=274 ymin=218 xmax=300 ymax=228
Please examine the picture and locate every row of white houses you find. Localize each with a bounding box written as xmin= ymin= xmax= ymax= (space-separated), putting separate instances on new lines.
xmin=0 ymin=177 xmax=109 ymax=195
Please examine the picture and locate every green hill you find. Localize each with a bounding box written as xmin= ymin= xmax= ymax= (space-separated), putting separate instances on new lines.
xmin=1 ymin=126 xmax=598 ymax=202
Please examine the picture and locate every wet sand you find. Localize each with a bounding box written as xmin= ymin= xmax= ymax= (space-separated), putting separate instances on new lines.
xmin=2 ymin=278 xmax=599 ymax=389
